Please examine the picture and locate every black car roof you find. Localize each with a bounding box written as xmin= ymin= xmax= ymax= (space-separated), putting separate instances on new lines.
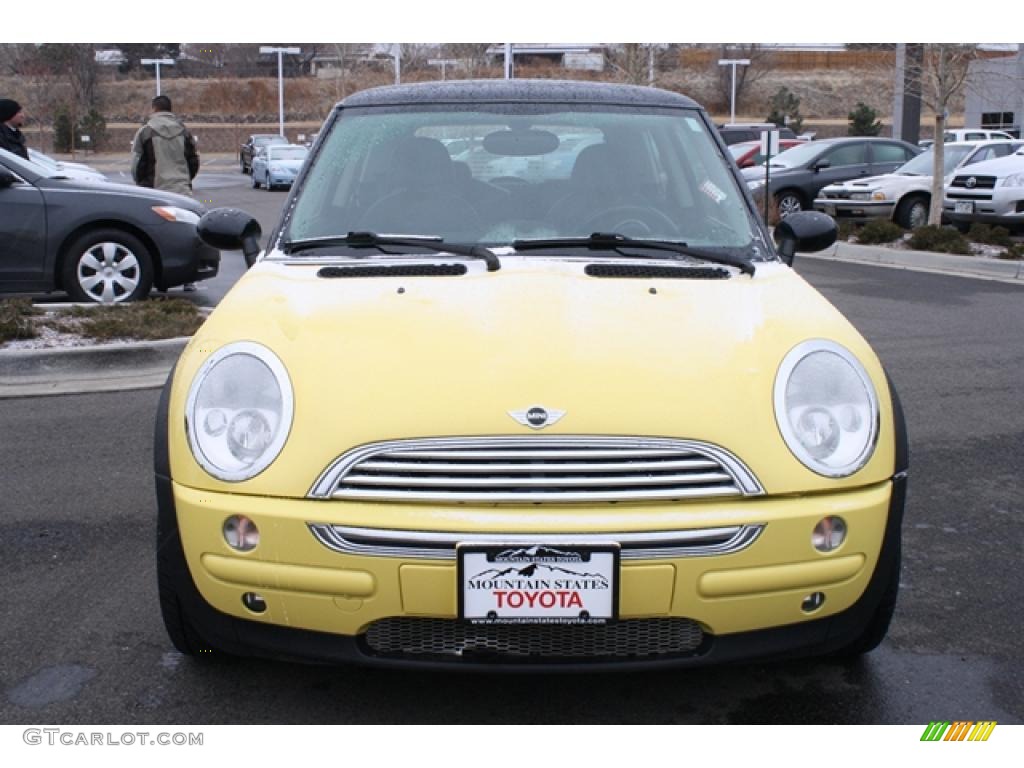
xmin=339 ymin=79 xmax=702 ymax=110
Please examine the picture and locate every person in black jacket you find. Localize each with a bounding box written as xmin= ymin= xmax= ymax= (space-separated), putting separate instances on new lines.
xmin=0 ymin=98 xmax=29 ymax=160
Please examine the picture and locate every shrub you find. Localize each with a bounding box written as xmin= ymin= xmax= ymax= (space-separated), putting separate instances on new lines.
xmin=907 ymin=225 xmax=971 ymax=255
xmin=848 ymin=102 xmax=882 ymax=136
xmin=0 ymin=298 xmax=41 ymax=343
xmin=966 ymin=223 xmax=1014 ymax=248
xmin=766 ymin=87 xmax=803 ymax=134
xmin=836 ymin=220 xmax=858 ymax=241
xmin=50 ymin=298 xmax=205 ymax=341
xmin=855 ymin=219 xmax=904 ymax=244
xmin=997 ymin=243 xmax=1024 ymax=260
xmin=52 ymin=107 xmax=73 ymax=153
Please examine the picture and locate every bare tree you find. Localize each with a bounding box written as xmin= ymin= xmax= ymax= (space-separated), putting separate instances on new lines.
xmin=911 ymin=44 xmax=980 ymax=225
xmin=713 ymin=44 xmax=772 ymax=115
xmin=608 ymin=44 xmax=660 ymax=85
xmin=441 ymin=43 xmax=493 ymax=78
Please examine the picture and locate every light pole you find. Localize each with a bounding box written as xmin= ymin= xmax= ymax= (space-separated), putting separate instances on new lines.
xmin=717 ymin=58 xmax=750 ymax=125
xmin=141 ymin=58 xmax=175 ymax=96
xmin=260 ymin=46 xmax=301 ymax=138
xmin=504 ymin=43 xmax=514 ymax=80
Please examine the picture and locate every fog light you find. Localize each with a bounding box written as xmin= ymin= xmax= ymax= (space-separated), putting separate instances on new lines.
xmin=242 ymin=592 xmax=267 ymax=613
xmin=224 ymin=515 xmax=260 ymax=551
xmin=812 ymin=516 xmax=847 ymax=552
xmin=802 ymin=592 xmax=826 ymax=613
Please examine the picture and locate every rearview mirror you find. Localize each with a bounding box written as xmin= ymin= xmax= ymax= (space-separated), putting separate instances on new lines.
xmin=773 ymin=211 xmax=838 ymax=266
xmin=812 ymin=159 xmax=831 ymax=172
xmin=198 ymin=208 xmax=263 ymax=268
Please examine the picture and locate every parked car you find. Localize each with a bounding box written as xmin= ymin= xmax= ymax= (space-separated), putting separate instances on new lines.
xmin=250 ymin=144 xmax=309 ymax=191
xmin=815 ymin=140 xmax=1024 ymax=228
xmin=943 ymin=145 xmax=1024 ymax=232
xmin=0 ymin=148 xmax=218 ymax=302
xmin=743 ymin=137 xmax=922 ymax=217
xmin=157 ymin=80 xmax=906 ymax=670
xmin=727 ymin=138 xmax=806 ymax=169
xmin=27 ymin=148 xmax=108 ymax=183
xmin=943 ymin=129 xmax=1015 ymax=143
xmin=718 ymin=122 xmax=798 ymax=146
xmin=239 ymin=134 xmax=287 ymax=175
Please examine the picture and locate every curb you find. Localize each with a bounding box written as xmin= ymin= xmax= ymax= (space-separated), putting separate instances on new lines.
xmin=0 ymin=337 xmax=187 ymax=399
xmin=805 ymin=241 xmax=1024 ymax=284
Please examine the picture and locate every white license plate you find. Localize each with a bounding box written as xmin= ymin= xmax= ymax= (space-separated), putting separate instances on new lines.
xmin=955 ymin=201 xmax=975 ymax=214
xmin=459 ymin=543 xmax=619 ymax=625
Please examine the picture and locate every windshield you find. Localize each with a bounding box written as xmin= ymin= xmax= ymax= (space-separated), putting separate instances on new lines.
xmin=727 ymin=143 xmax=754 ymax=160
xmin=896 ymin=145 xmax=972 ymax=176
xmin=764 ymin=141 xmax=825 ymax=168
xmin=285 ymin=104 xmax=760 ymax=251
xmin=269 ymin=147 xmax=308 ymax=161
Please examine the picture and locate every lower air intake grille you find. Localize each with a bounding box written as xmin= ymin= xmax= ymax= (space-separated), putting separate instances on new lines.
xmin=363 ymin=617 xmax=706 ymax=661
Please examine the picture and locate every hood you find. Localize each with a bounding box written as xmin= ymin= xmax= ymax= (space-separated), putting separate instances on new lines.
xmin=37 ymin=176 xmax=201 ymax=208
xmin=169 ymin=256 xmax=897 ymax=500
xmin=147 ymin=112 xmax=187 ymax=140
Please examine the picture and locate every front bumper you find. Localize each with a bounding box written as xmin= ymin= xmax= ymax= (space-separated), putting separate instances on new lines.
xmin=814 ymin=199 xmax=894 ymax=220
xmin=155 ymin=227 xmax=220 ymax=290
xmin=158 ymin=475 xmax=904 ymax=669
xmin=944 ymin=189 xmax=1024 ymax=228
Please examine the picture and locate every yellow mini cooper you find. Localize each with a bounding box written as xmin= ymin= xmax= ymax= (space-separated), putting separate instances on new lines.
xmin=156 ymin=80 xmax=907 ymax=669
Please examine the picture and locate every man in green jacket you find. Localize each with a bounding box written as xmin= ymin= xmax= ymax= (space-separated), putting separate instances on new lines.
xmin=132 ymin=94 xmax=200 ymax=289
xmin=131 ymin=95 xmax=199 ymax=197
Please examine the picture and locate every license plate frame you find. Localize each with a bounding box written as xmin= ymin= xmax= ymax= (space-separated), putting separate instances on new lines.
xmin=458 ymin=543 xmax=620 ymax=625
xmin=954 ymin=201 xmax=975 ymax=215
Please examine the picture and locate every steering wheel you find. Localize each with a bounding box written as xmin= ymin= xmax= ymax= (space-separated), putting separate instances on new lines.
xmin=579 ymin=205 xmax=678 ymax=238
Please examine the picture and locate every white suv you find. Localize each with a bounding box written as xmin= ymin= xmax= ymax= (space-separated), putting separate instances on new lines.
xmin=943 ymin=129 xmax=1015 ymax=142
xmin=815 ymin=140 xmax=1023 ymax=228
xmin=943 ymin=146 xmax=1024 ymax=232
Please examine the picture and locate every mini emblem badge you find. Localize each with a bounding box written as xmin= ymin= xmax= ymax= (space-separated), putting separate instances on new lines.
xmin=509 ymin=406 xmax=566 ymax=430
xmin=965 ymin=177 xmax=977 ymax=189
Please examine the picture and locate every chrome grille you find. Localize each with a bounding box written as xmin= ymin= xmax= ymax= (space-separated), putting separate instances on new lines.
xmin=309 ymin=437 xmax=763 ymax=503
xmin=951 ymin=175 xmax=997 ymax=189
xmin=363 ymin=617 xmax=705 ymax=661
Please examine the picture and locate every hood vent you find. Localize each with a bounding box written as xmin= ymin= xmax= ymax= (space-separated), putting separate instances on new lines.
xmin=317 ymin=264 xmax=468 ymax=279
xmin=585 ymin=264 xmax=730 ymax=279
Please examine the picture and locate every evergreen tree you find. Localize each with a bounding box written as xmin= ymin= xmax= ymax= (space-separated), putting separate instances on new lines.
xmin=766 ymin=87 xmax=803 ymax=134
xmin=848 ymin=102 xmax=882 ymax=136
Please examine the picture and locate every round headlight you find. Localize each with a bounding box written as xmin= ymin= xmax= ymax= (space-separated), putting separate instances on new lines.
xmin=186 ymin=342 xmax=293 ymax=481
xmin=774 ymin=340 xmax=879 ymax=477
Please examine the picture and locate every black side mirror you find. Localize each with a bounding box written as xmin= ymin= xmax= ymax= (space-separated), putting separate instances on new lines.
xmin=197 ymin=208 xmax=263 ymax=268
xmin=812 ymin=159 xmax=831 ymax=172
xmin=0 ymin=167 xmax=19 ymax=188
xmin=773 ymin=211 xmax=838 ymax=266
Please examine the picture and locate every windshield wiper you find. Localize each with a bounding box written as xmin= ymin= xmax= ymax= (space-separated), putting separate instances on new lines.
xmin=512 ymin=232 xmax=755 ymax=276
xmin=281 ymin=232 xmax=500 ymax=272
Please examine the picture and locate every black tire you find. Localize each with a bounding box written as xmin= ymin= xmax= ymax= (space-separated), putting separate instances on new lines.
xmin=62 ymin=228 xmax=154 ymax=303
xmin=155 ymin=372 xmax=227 ymax=660
xmin=775 ymin=190 xmax=804 ymax=218
xmin=834 ymin=541 xmax=901 ymax=657
xmin=895 ymin=195 xmax=929 ymax=229
xmin=252 ymin=172 xmax=260 ymax=189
